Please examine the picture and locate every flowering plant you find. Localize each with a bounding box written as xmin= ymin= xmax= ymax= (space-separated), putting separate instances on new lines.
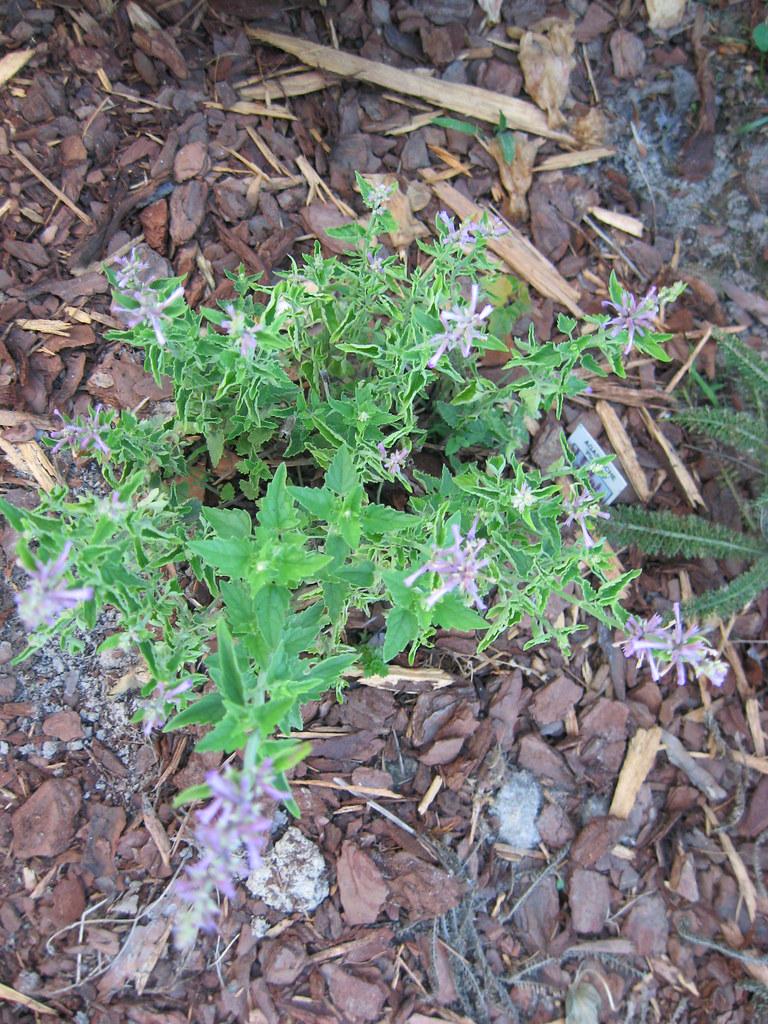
xmin=0 ymin=172 xmax=689 ymax=942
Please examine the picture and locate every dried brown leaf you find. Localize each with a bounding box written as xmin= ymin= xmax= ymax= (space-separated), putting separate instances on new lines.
xmin=519 ymin=20 xmax=576 ymax=129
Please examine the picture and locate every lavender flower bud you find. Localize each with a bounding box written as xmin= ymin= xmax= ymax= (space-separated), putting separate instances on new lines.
xmin=49 ymin=405 xmax=111 ymax=459
xmin=563 ymin=490 xmax=610 ymax=548
xmin=405 ymin=516 xmax=491 ymax=611
xmin=174 ymin=759 xmax=285 ymax=947
xmin=602 ymin=284 xmax=659 ymax=355
xmin=619 ymin=603 xmax=727 ymax=688
xmin=377 ymin=442 xmax=409 ymax=477
xmin=15 ymin=541 xmax=93 ymax=631
xmin=427 ymin=284 xmax=493 ymax=368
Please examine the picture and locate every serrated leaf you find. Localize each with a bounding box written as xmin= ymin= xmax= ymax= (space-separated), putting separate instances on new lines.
xmin=325 ymin=445 xmax=358 ymax=494
xmin=188 ymin=537 xmax=252 ymax=577
xmin=202 ymin=506 xmax=252 ymax=539
xmin=383 ymin=606 xmax=419 ymax=661
xmin=166 ymin=692 xmax=225 ymax=730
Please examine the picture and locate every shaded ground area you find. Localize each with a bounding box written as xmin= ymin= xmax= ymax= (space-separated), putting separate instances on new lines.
xmin=1 ymin=0 xmax=767 ymax=1022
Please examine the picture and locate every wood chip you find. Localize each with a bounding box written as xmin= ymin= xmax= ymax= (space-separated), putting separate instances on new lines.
xmin=660 ymin=730 xmax=727 ymax=802
xmin=427 ymin=179 xmax=583 ymax=316
xmin=640 ymin=407 xmax=705 ymax=508
xmin=204 ymin=99 xmax=295 ymax=120
xmin=534 ymin=147 xmax=615 ymax=172
xmin=746 ymin=697 xmax=766 ymax=758
xmin=587 ymin=206 xmax=644 ymax=238
xmin=703 ymin=804 xmax=758 ymax=922
xmin=296 ymin=155 xmax=356 ymax=218
xmin=609 ymin=726 xmax=662 ymax=819
xmin=0 ymin=49 xmax=35 ymax=89
xmin=0 ymin=982 xmax=56 ymax=1016
xmin=239 ymin=69 xmax=335 ymax=102
xmin=0 ymin=438 xmax=63 ymax=492
xmin=15 ymin=319 xmax=72 ymax=334
xmin=595 ymin=400 xmax=651 ymax=502
xmin=248 ymin=28 xmax=574 ymax=143
xmin=417 ymin=774 xmax=443 ymax=816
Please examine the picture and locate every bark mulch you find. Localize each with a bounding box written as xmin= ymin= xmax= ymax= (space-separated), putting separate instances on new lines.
xmin=1 ymin=1 xmax=767 ymax=1022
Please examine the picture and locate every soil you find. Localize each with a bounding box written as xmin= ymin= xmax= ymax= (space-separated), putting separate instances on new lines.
xmin=1 ymin=1 xmax=768 ymax=1023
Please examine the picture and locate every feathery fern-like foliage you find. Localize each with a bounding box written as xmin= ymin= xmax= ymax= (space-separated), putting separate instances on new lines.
xmin=674 ymin=407 xmax=768 ymax=460
xmin=602 ymin=332 xmax=768 ymax=622
xmin=602 ymin=506 xmax=766 ymax=560
xmin=684 ymin=556 xmax=768 ymax=620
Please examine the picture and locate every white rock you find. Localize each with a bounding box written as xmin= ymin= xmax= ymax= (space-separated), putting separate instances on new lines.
xmin=247 ymin=828 xmax=328 ymax=915
xmin=492 ymin=769 xmax=542 ymax=850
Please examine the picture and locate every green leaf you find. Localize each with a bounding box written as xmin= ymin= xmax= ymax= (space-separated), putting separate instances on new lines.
xmin=188 ymin=537 xmax=252 ymax=578
xmin=205 ymin=427 xmax=225 ymax=467
xmin=498 ymin=130 xmax=515 ymax=164
xmin=325 ymin=446 xmax=358 ymax=495
xmin=173 ymin=783 xmax=212 ymax=807
xmin=433 ymin=595 xmax=489 ymax=631
xmin=362 ymin=506 xmax=414 ymax=536
xmin=431 ymin=116 xmax=479 ymax=136
xmin=0 ymin=498 xmax=26 ymax=531
xmin=259 ymin=463 xmax=297 ymax=531
xmin=290 ymin=485 xmax=335 ymax=520
xmin=211 ymin=619 xmax=246 ymax=705
xmin=753 ymin=22 xmax=768 ymax=52
xmin=166 ymin=692 xmax=225 ymax=730
xmin=383 ymin=606 xmax=419 ymax=661
xmin=202 ymin=507 xmax=252 ymax=539
xmin=258 ymin=584 xmax=290 ymax=649
xmin=194 ymin=713 xmax=247 ymax=753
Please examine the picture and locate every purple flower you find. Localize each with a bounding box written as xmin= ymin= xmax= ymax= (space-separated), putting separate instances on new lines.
xmin=363 ymin=181 xmax=395 ymax=212
xmin=367 ymin=249 xmax=385 ymax=273
xmin=563 ymin=490 xmax=610 ymax=548
xmin=437 ymin=211 xmax=508 ymax=248
xmin=377 ymin=442 xmax=409 ymax=477
xmin=619 ymin=603 xmax=727 ymax=688
xmin=405 ymin=516 xmax=490 ymax=611
xmin=115 ymin=284 xmax=184 ymax=347
xmin=112 ymin=249 xmax=150 ymax=291
xmin=602 ymin=285 xmax=659 ymax=355
xmin=221 ymin=303 xmax=259 ymax=357
xmin=428 ymin=284 xmax=493 ymax=368
xmin=49 ymin=404 xmax=111 ymax=458
xmin=174 ymin=759 xmax=284 ymax=947
xmin=15 ymin=541 xmax=93 ymax=631
xmin=621 ymin=613 xmax=666 ymax=681
xmin=139 ymin=679 xmax=195 ymax=738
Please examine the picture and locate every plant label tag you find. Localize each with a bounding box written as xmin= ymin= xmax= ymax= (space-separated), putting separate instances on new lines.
xmin=568 ymin=424 xmax=627 ymax=505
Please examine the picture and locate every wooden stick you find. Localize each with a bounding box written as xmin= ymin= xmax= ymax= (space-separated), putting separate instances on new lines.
xmin=664 ymin=325 xmax=712 ymax=394
xmin=535 ymin=147 xmax=615 ymax=172
xmin=595 ymin=399 xmax=651 ymax=503
xmin=11 ymin=146 xmax=92 ymax=226
xmin=248 ymin=28 xmax=574 ymax=144
xmin=428 ymin=179 xmax=583 ymax=316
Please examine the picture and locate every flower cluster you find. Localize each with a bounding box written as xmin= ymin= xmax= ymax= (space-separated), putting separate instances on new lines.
xmin=112 ymin=249 xmax=183 ymax=347
xmin=620 ymin=603 xmax=728 ymax=688
xmin=363 ymin=181 xmax=395 ymax=213
xmin=15 ymin=541 xmax=93 ymax=631
xmin=511 ymin=480 xmax=537 ymax=515
xmin=437 ymin=211 xmax=507 ymax=247
xmin=602 ymin=285 xmax=659 ymax=355
xmin=563 ymin=489 xmax=610 ymax=548
xmin=428 ymin=283 xmax=493 ymax=368
xmin=49 ymin=404 xmax=111 ymax=458
xmin=139 ymin=679 xmax=194 ymax=737
xmin=174 ymin=760 xmax=284 ymax=947
xmin=405 ymin=516 xmax=490 ymax=610
xmin=221 ymin=303 xmax=259 ymax=357
xmin=377 ymin=442 xmax=409 ymax=478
